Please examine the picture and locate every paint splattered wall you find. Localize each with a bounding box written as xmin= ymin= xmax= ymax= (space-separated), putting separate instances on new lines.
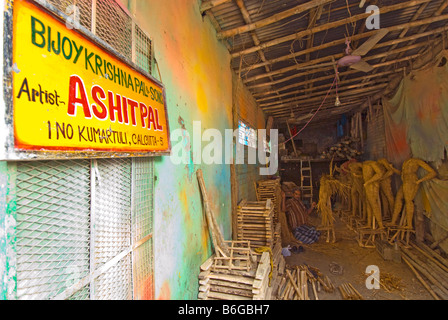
xmin=119 ymin=0 xmax=234 ymax=300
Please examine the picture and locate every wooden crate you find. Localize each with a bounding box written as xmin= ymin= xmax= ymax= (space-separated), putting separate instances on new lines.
xmin=237 ymin=199 xmax=275 ymax=249
xmin=212 ymin=241 xmax=254 ymax=272
xmin=255 ymin=179 xmax=281 ymax=223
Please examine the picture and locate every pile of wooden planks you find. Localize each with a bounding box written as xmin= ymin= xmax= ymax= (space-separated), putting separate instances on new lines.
xmin=400 ymin=241 xmax=448 ymax=300
xmin=198 ymin=250 xmax=275 ymax=300
xmin=237 ymin=199 xmax=275 ymax=249
xmin=255 ymin=179 xmax=281 ymax=223
xmin=198 ymin=237 xmax=286 ymax=300
xmin=276 ymin=264 xmax=335 ymax=300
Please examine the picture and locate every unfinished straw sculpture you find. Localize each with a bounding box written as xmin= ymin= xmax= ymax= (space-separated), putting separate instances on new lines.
xmin=317 ymin=160 xmax=350 ymax=228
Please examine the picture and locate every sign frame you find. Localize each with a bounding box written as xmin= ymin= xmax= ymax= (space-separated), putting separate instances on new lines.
xmin=1 ymin=0 xmax=172 ymax=160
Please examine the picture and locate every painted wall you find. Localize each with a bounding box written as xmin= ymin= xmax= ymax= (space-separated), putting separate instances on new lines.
xmin=120 ymin=0 xmax=234 ymax=299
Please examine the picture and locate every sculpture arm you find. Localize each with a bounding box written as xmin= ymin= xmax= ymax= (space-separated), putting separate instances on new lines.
xmin=391 ymin=165 xmax=401 ymax=175
xmin=382 ymin=169 xmax=394 ymax=180
xmin=416 ymin=160 xmax=437 ymax=184
xmin=364 ymin=163 xmax=384 ymax=186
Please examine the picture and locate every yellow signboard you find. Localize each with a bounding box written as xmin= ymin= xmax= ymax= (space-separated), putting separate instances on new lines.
xmin=12 ymin=0 xmax=171 ymax=154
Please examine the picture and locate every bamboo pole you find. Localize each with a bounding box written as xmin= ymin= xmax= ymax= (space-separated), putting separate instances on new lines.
xmin=286 ymin=269 xmax=304 ymax=300
xmin=410 ymin=242 xmax=448 ymax=274
xmin=402 ymin=255 xmax=440 ymax=300
xmin=231 ymin=0 xmax=433 ymax=58
xmin=200 ymin=0 xmax=231 ymax=13
xmin=416 ymin=241 xmax=448 ymax=269
xmin=259 ymin=81 xmax=387 ymax=110
xmin=240 ymin=21 xmax=448 ymax=76
xmin=257 ymin=54 xmax=417 ymax=113
xmin=253 ymin=38 xmax=422 ymax=104
xmin=262 ymin=83 xmax=388 ymax=112
xmin=218 ymin=0 xmax=334 ymax=39
xmin=197 ymin=169 xmax=230 ymax=256
xmin=256 ymin=73 xmax=391 ymax=103
xmin=401 ymin=250 xmax=448 ymax=298
xmin=245 ymin=39 xmax=429 ymax=85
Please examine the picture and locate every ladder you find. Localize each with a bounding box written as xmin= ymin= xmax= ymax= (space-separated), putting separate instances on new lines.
xmin=300 ymin=160 xmax=313 ymax=202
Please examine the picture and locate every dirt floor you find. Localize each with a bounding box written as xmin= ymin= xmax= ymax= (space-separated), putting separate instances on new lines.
xmin=282 ymin=212 xmax=433 ymax=300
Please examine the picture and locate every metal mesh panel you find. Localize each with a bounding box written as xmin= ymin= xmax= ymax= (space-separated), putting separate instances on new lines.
xmin=95 ymin=0 xmax=133 ymax=61
xmin=135 ymin=25 xmax=153 ymax=74
xmin=35 ymin=0 xmax=153 ymax=73
xmin=92 ymin=158 xmax=133 ymax=300
xmin=15 ymin=160 xmax=91 ymax=300
xmin=42 ymin=0 xmax=92 ymax=30
xmin=131 ymin=158 xmax=154 ymax=300
xmin=75 ymin=0 xmax=93 ymax=30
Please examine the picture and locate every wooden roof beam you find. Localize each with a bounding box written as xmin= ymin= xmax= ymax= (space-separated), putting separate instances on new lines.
xmin=261 ymin=83 xmax=388 ymax=113
xmin=239 ymin=14 xmax=448 ymax=78
xmin=268 ymin=98 xmax=366 ymax=119
xmin=254 ymin=69 xmax=404 ymax=101
xmin=217 ymin=0 xmax=334 ymax=39
xmin=253 ymin=40 xmax=429 ymax=102
xmin=230 ymin=0 xmax=432 ymax=58
xmin=200 ymin=0 xmax=232 ymax=13
xmin=258 ymin=77 xmax=390 ymax=107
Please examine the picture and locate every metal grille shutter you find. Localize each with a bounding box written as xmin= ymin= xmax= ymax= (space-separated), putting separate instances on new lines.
xmin=15 ymin=158 xmax=155 ymax=300
xmin=131 ymin=158 xmax=154 ymax=300
xmin=16 ymin=160 xmax=91 ymax=300
xmin=91 ymin=159 xmax=132 ymax=300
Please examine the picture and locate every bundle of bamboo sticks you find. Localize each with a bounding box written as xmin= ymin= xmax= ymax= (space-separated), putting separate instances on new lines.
xmin=400 ymin=241 xmax=448 ymax=300
xmin=320 ymin=136 xmax=362 ymax=160
xmin=276 ymin=265 xmax=335 ymax=300
xmin=338 ymin=283 xmax=364 ymax=300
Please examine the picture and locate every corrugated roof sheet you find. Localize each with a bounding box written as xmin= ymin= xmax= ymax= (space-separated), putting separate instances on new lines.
xmin=203 ymin=0 xmax=448 ymax=124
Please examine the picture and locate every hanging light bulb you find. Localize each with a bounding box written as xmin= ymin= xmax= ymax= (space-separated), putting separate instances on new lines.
xmin=335 ymin=95 xmax=341 ymax=107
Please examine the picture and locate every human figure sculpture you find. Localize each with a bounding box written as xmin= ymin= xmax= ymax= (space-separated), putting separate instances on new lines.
xmin=347 ymin=161 xmax=364 ymax=219
xmin=377 ymin=158 xmax=401 ymax=221
xmin=362 ymin=161 xmax=386 ymax=229
xmin=335 ymin=158 xmax=356 ymax=211
xmin=390 ymin=158 xmax=436 ymax=229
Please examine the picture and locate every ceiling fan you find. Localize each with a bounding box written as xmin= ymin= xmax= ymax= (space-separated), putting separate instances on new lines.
xmin=336 ymin=28 xmax=389 ymax=73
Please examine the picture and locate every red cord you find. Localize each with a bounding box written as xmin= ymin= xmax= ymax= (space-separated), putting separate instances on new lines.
xmin=283 ymin=75 xmax=338 ymax=145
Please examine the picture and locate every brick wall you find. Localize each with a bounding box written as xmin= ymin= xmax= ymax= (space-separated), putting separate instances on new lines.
xmin=232 ymin=73 xmax=266 ymax=202
xmin=364 ymin=108 xmax=387 ymax=161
